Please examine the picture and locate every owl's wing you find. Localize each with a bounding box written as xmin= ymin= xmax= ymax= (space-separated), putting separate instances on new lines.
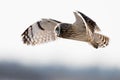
xmin=77 ymin=11 xmax=101 ymax=33
xmin=73 ymin=11 xmax=93 ymax=39
xmin=21 ymin=19 xmax=61 ymax=45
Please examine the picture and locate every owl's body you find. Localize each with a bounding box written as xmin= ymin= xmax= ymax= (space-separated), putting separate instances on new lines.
xmin=21 ymin=11 xmax=109 ymax=48
xmin=57 ymin=23 xmax=88 ymax=42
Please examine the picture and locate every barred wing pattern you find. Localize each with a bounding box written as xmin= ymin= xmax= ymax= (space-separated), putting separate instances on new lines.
xmin=21 ymin=11 xmax=109 ymax=48
xmin=21 ymin=19 xmax=60 ymax=45
xmin=91 ymin=33 xmax=109 ymax=48
xmin=75 ymin=11 xmax=109 ymax=48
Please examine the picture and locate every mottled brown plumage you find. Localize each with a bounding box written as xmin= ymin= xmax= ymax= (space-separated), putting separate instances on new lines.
xmin=57 ymin=11 xmax=109 ymax=48
xmin=21 ymin=11 xmax=109 ymax=48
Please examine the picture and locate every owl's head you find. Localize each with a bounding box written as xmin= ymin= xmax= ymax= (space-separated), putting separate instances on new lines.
xmin=55 ymin=23 xmax=72 ymax=37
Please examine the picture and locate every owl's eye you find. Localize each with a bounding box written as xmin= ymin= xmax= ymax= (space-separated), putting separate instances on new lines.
xmin=55 ymin=26 xmax=60 ymax=36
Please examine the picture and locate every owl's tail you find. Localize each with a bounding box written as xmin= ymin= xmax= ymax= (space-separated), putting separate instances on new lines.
xmin=90 ymin=33 xmax=109 ymax=48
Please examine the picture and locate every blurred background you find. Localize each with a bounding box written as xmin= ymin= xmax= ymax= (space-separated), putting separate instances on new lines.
xmin=0 ymin=0 xmax=120 ymax=80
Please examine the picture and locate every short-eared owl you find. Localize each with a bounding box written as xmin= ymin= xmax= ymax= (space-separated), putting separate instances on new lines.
xmin=21 ymin=11 xmax=109 ymax=48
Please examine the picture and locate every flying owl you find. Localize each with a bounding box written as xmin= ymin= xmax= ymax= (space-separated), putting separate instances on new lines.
xmin=21 ymin=11 xmax=109 ymax=48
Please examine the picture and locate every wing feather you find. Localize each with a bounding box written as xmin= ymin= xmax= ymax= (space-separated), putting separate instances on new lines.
xmin=21 ymin=19 xmax=60 ymax=45
xmin=77 ymin=11 xmax=101 ymax=32
xmin=73 ymin=11 xmax=93 ymax=41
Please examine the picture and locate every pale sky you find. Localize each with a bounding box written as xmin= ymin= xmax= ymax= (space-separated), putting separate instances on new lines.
xmin=0 ymin=0 xmax=120 ymax=68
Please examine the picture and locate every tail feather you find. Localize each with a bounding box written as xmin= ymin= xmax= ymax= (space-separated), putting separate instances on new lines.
xmin=90 ymin=33 xmax=109 ymax=48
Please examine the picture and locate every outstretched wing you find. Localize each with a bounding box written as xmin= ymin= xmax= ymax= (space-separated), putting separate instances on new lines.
xmin=21 ymin=19 xmax=61 ymax=45
xmin=73 ymin=11 xmax=93 ymax=40
xmin=77 ymin=11 xmax=101 ymax=32
xmin=73 ymin=11 xmax=86 ymax=32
